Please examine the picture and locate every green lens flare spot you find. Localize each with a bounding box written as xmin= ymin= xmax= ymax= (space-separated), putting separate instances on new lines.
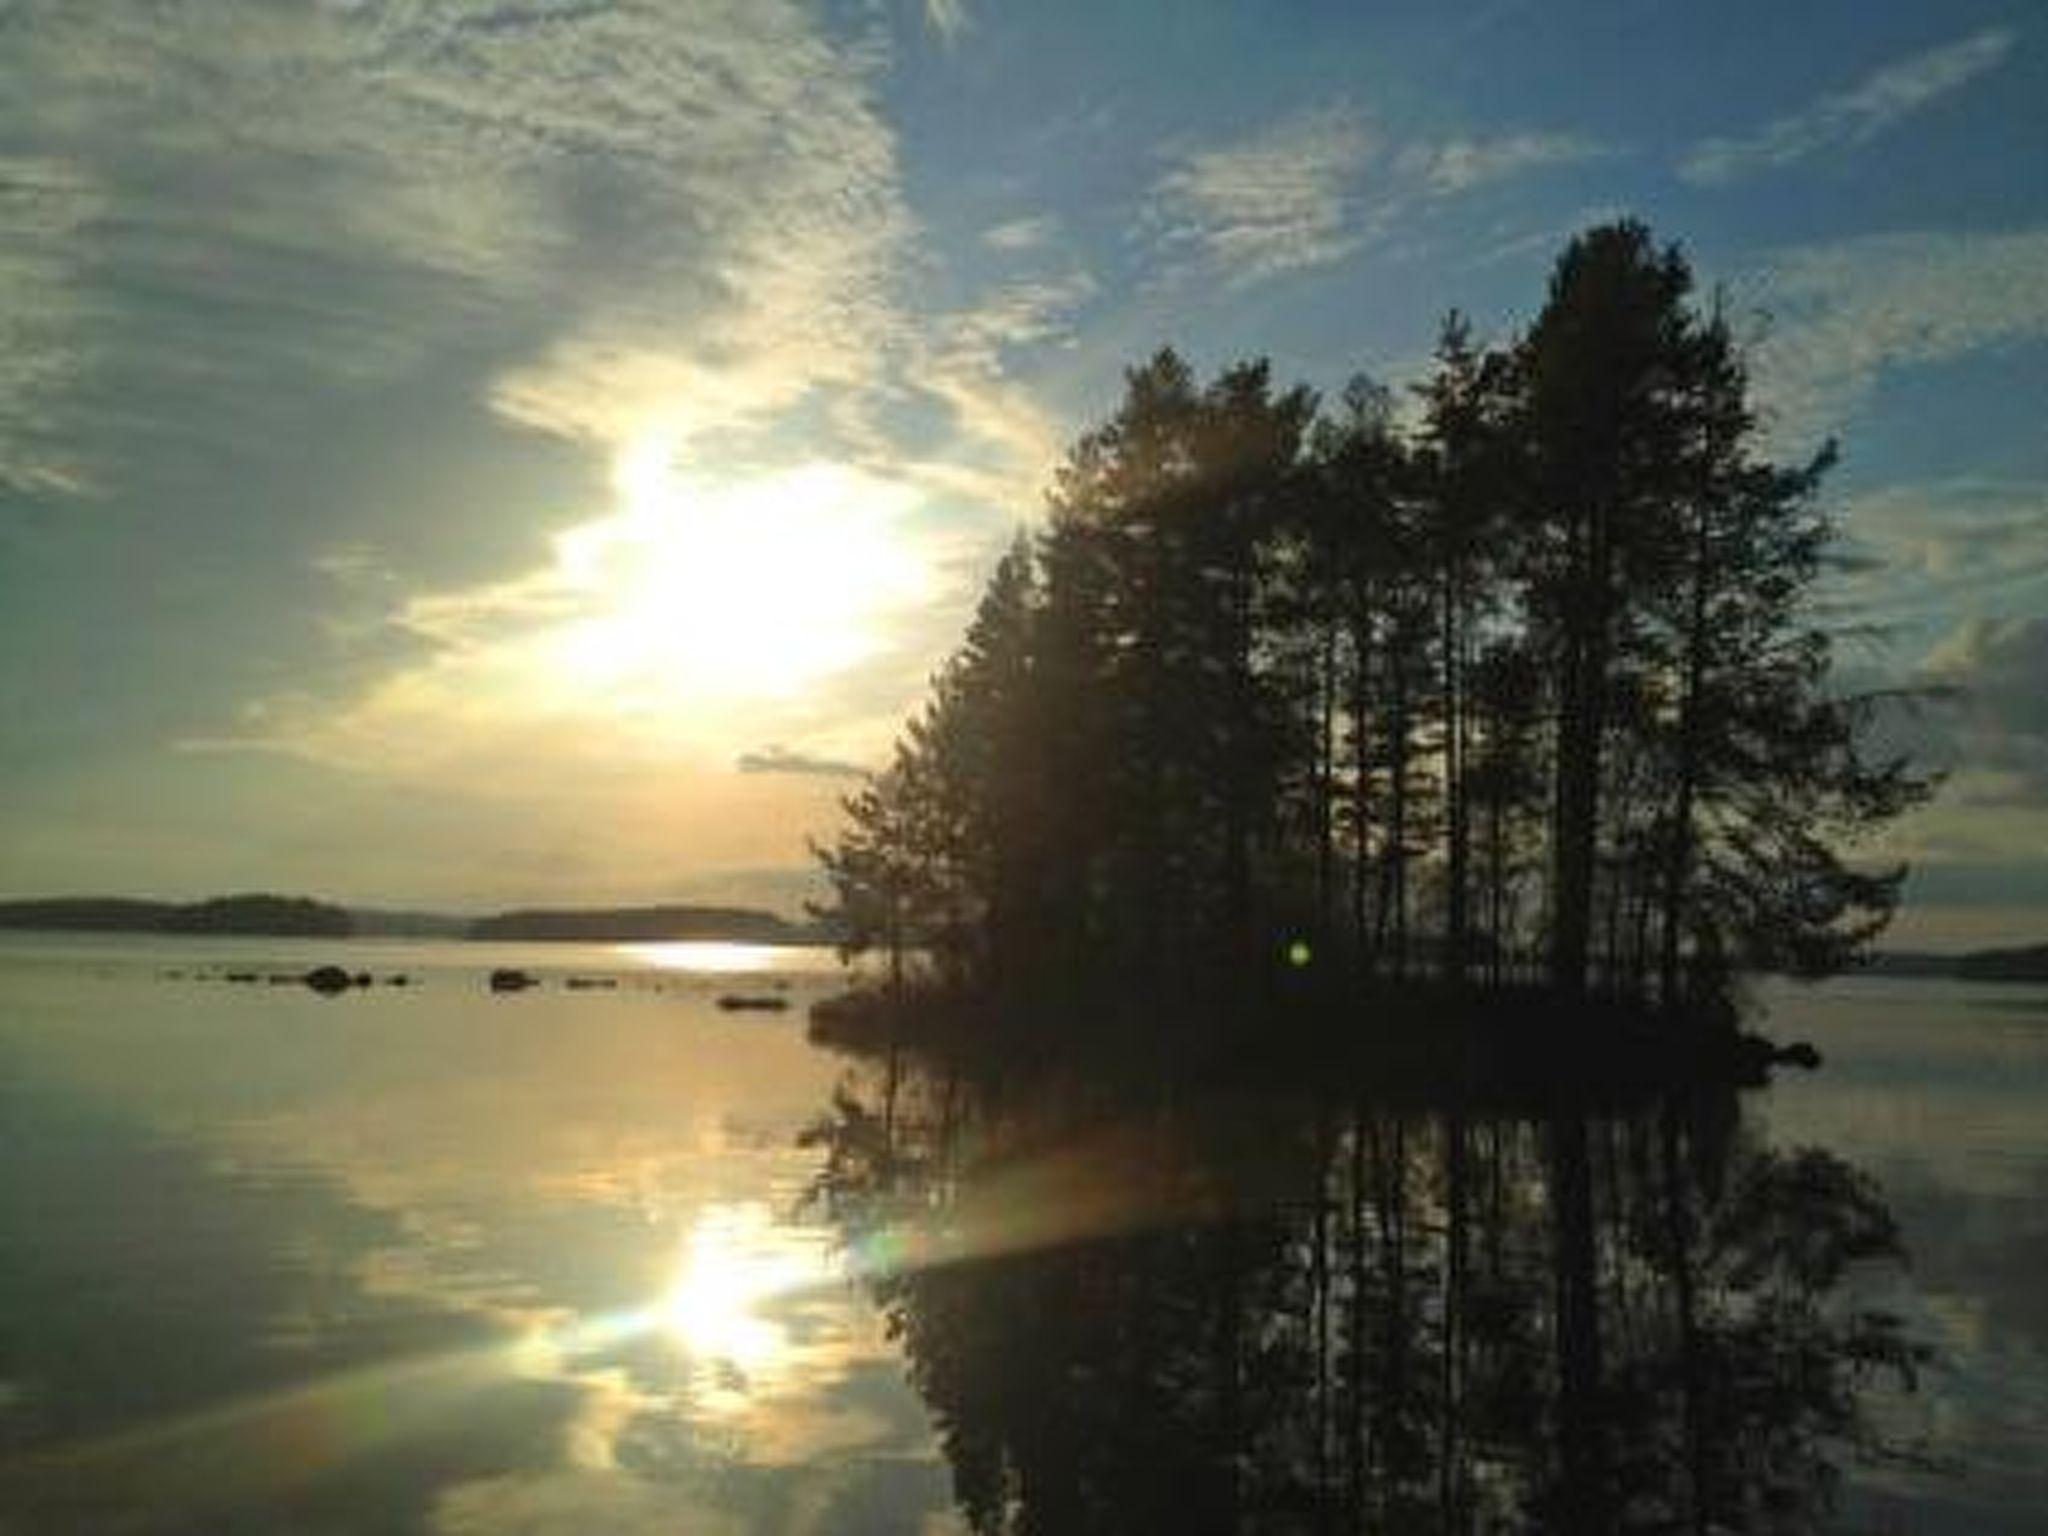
xmin=1286 ymin=939 xmax=1312 ymax=968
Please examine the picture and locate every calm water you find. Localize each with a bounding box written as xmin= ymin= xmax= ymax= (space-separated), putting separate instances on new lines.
xmin=0 ymin=938 xmax=2041 ymax=1533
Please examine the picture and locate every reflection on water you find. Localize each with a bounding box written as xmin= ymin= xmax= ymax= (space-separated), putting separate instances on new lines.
xmin=0 ymin=938 xmax=955 ymax=1534
xmin=657 ymin=1203 xmax=838 ymax=1414
xmin=618 ymin=941 xmax=833 ymax=975
xmin=1 ymin=940 xmax=2044 ymax=1532
xmin=807 ymin=1025 xmax=1942 ymax=1535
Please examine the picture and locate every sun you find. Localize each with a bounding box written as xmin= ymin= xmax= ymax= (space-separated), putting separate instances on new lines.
xmin=544 ymin=433 xmax=931 ymax=708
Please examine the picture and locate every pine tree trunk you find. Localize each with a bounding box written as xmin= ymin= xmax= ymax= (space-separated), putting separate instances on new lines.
xmin=1317 ymin=627 xmax=1337 ymax=939
xmin=1442 ymin=560 xmax=1469 ymax=984
xmin=1551 ymin=508 xmax=1613 ymax=997
xmin=1660 ymin=505 xmax=1714 ymax=1014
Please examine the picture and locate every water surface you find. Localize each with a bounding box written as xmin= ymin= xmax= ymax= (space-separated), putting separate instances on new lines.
xmin=0 ymin=940 xmax=2042 ymax=1532
xmin=0 ymin=934 xmax=955 ymax=1533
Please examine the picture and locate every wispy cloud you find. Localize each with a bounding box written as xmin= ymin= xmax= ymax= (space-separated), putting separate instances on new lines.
xmin=1146 ymin=107 xmax=1604 ymax=286
xmin=1 ymin=0 xmax=1070 ymax=822
xmin=983 ymin=214 xmax=1061 ymax=252
xmin=925 ymin=0 xmax=971 ymax=45
xmin=0 ymin=157 xmax=102 ymax=494
xmin=2 ymin=0 xmax=927 ymax=471
xmin=1398 ymin=132 xmax=1602 ymax=195
xmin=1148 ymin=107 xmax=1378 ymax=286
xmin=1741 ymin=226 xmax=2048 ymax=443
xmin=1915 ymin=614 xmax=2048 ymax=807
xmin=912 ymin=269 xmax=1096 ymax=497
xmin=1826 ymin=477 xmax=2048 ymax=633
xmin=1682 ymin=27 xmax=2016 ymax=185
xmin=736 ymin=745 xmax=870 ymax=779
xmin=1470 ymin=204 xmax=1629 ymax=267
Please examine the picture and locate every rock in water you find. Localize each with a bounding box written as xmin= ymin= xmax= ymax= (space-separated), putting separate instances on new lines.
xmin=489 ymin=968 xmax=537 ymax=993
xmin=304 ymin=965 xmax=353 ymax=995
xmin=1773 ymin=1040 xmax=1823 ymax=1070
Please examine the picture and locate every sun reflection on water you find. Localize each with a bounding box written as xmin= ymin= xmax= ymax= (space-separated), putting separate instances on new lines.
xmin=613 ymin=940 xmax=780 ymax=973
xmin=658 ymin=1202 xmax=828 ymax=1409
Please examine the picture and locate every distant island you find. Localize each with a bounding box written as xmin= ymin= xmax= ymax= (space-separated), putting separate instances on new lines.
xmin=1864 ymin=945 xmax=2048 ymax=983
xmin=465 ymin=904 xmax=831 ymax=944
xmin=0 ymin=893 xmax=834 ymax=946
xmin=0 ymin=894 xmax=353 ymax=937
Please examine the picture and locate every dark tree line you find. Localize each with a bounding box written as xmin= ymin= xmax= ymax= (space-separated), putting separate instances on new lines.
xmin=816 ymin=221 xmax=1931 ymax=1022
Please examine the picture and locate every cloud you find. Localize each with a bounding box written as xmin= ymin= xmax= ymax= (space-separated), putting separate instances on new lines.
xmin=1682 ymin=27 xmax=2016 ymax=185
xmin=1147 ymin=107 xmax=1379 ymax=286
xmin=1 ymin=3 xmax=1058 ymax=845
xmin=924 ymin=0 xmax=971 ymax=45
xmin=1146 ymin=107 xmax=1604 ymax=287
xmin=228 ymin=458 xmax=966 ymax=780
xmin=1807 ymin=478 xmax=2048 ymax=871
xmin=1917 ymin=615 xmax=2048 ymax=799
xmin=1741 ymin=227 xmax=2048 ymax=444
xmin=909 ymin=270 xmax=1096 ymax=499
xmin=1398 ymin=132 xmax=1603 ymax=195
xmin=982 ymin=214 xmax=1060 ymax=252
xmin=1823 ymin=478 xmax=2048 ymax=635
xmin=0 ymin=156 xmax=102 ymax=494
xmin=0 ymin=0 xmax=926 ymax=481
xmin=737 ymin=746 xmax=870 ymax=780
xmin=1469 ymin=204 xmax=1630 ymax=267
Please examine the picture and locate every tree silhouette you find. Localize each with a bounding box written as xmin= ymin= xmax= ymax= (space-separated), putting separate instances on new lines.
xmin=812 ymin=219 xmax=1933 ymax=1041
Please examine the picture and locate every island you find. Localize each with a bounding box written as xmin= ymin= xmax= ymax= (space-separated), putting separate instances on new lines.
xmin=0 ymin=894 xmax=353 ymax=937
xmin=1866 ymin=944 xmax=2048 ymax=983
xmin=465 ymin=904 xmax=833 ymax=945
xmin=0 ymin=894 xmax=838 ymax=947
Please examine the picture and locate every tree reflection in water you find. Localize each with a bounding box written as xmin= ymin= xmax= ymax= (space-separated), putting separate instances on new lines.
xmin=804 ymin=1032 xmax=1932 ymax=1535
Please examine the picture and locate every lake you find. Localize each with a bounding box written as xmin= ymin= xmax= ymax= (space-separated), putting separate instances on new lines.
xmin=0 ymin=936 xmax=2042 ymax=1533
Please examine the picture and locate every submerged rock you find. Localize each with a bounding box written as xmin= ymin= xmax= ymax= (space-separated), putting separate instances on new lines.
xmin=1773 ymin=1040 xmax=1823 ymax=1071
xmin=489 ymin=968 xmax=537 ymax=993
xmin=303 ymin=965 xmax=353 ymax=995
xmin=716 ymin=993 xmax=790 ymax=1012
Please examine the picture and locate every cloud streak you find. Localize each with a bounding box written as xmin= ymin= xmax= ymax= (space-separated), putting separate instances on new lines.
xmin=1682 ymin=27 xmax=2015 ymax=185
xmin=1742 ymin=226 xmax=2048 ymax=444
xmin=1147 ymin=107 xmax=1379 ymax=286
xmin=1399 ymin=132 xmax=1602 ymax=195
xmin=736 ymin=746 xmax=871 ymax=780
xmin=1145 ymin=106 xmax=1604 ymax=286
xmin=1916 ymin=615 xmax=2048 ymax=808
xmin=0 ymin=157 xmax=102 ymax=494
xmin=1825 ymin=477 xmax=2048 ymax=635
xmin=0 ymin=1 xmax=1059 ymax=817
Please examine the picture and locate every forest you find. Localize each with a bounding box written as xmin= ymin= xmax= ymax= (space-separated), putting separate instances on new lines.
xmin=814 ymin=221 xmax=1932 ymax=1038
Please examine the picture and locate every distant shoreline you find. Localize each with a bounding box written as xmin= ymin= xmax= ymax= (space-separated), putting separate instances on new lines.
xmin=0 ymin=894 xmax=841 ymax=947
xmin=1857 ymin=945 xmax=2048 ymax=984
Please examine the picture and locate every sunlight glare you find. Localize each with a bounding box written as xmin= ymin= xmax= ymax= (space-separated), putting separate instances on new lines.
xmin=615 ymin=940 xmax=778 ymax=974
xmin=660 ymin=1203 xmax=820 ymax=1390
xmin=547 ymin=434 xmax=930 ymax=708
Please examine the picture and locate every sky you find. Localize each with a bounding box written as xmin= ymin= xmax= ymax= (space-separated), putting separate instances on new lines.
xmin=0 ymin=0 xmax=2043 ymax=945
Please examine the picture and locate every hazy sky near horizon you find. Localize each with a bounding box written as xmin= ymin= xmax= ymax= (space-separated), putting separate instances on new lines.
xmin=1 ymin=0 xmax=2044 ymax=943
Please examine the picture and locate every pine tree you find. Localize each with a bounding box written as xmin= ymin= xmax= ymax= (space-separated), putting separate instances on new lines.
xmin=811 ymin=218 xmax=1933 ymax=1036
